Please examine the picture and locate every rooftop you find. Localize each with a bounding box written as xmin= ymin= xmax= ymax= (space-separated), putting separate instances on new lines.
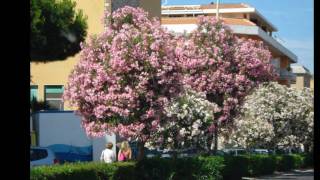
xmin=161 ymin=3 xmax=249 ymax=10
xmin=161 ymin=3 xmax=278 ymax=32
xmin=291 ymin=64 xmax=311 ymax=74
xmin=161 ymin=17 xmax=256 ymax=26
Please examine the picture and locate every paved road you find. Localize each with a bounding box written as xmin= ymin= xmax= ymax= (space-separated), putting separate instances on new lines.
xmin=243 ymin=169 xmax=314 ymax=180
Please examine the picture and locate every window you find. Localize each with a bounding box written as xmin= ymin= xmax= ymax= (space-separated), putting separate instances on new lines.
xmin=169 ymin=14 xmax=184 ymax=17
xmin=30 ymin=85 xmax=38 ymax=101
xmin=271 ymin=58 xmax=280 ymax=74
xmin=30 ymin=149 xmax=48 ymax=161
xmin=44 ymin=85 xmax=64 ymax=110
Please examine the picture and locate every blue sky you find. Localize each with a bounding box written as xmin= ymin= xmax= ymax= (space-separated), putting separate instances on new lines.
xmin=162 ymin=0 xmax=314 ymax=73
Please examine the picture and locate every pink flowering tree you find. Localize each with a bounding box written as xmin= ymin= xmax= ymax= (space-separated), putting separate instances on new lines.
xmin=63 ymin=6 xmax=182 ymax=159
xmin=176 ymin=16 xmax=276 ymax=152
xmin=64 ymin=6 xmax=277 ymax=157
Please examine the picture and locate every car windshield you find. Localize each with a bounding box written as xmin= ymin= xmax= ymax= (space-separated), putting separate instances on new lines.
xmin=30 ymin=149 xmax=48 ymax=161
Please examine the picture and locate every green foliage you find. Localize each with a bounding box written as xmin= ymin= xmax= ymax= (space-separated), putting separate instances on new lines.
xmin=135 ymin=158 xmax=173 ymax=180
xmin=195 ymin=156 xmax=225 ymax=180
xmin=135 ymin=157 xmax=224 ymax=180
xmin=246 ymin=155 xmax=276 ymax=176
xmin=30 ymin=154 xmax=313 ymax=180
xmin=272 ymin=154 xmax=309 ymax=171
xmin=30 ymin=162 xmax=135 ymax=180
xmin=302 ymin=153 xmax=313 ymax=168
xmin=30 ymin=0 xmax=87 ymax=61
xmin=222 ymin=155 xmax=249 ymax=180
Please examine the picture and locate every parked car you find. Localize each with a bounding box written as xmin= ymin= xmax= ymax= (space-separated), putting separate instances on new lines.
xmin=223 ymin=148 xmax=247 ymax=156
xmin=210 ymin=150 xmax=227 ymax=156
xmin=179 ymin=148 xmax=198 ymax=158
xmin=145 ymin=149 xmax=162 ymax=158
xmin=250 ymin=149 xmax=269 ymax=155
xmin=30 ymin=147 xmax=59 ymax=167
xmin=161 ymin=150 xmax=175 ymax=158
xmin=158 ymin=148 xmax=200 ymax=158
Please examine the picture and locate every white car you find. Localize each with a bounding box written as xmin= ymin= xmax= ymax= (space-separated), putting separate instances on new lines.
xmin=30 ymin=147 xmax=59 ymax=167
xmin=223 ymin=148 xmax=247 ymax=156
xmin=251 ymin=149 xmax=269 ymax=154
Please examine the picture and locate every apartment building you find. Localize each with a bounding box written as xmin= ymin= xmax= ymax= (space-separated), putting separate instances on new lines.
xmin=31 ymin=2 xmax=298 ymax=111
xmin=290 ymin=64 xmax=313 ymax=90
xmin=30 ymin=0 xmax=161 ymax=110
xmin=161 ymin=3 xmax=297 ymax=86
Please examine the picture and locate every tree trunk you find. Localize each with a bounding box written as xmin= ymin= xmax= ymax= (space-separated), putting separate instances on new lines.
xmin=137 ymin=141 xmax=145 ymax=161
xmin=214 ymin=126 xmax=218 ymax=153
xmin=172 ymin=151 xmax=178 ymax=160
xmin=304 ymin=144 xmax=310 ymax=153
xmin=207 ymin=132 xmax=213 ymax=153
xmin=212 ymin=122 xmax=218 ymax=154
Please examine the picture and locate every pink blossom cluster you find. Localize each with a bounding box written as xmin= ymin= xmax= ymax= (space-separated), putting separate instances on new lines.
xmin=64 ymin=6 xmax=182 ymax=141
xmin=177 ymin=16 xmax=276 ymax=128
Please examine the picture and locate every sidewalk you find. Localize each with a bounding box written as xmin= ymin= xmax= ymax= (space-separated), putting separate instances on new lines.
xmin=242 ymin=169 xmax=314 ymax=180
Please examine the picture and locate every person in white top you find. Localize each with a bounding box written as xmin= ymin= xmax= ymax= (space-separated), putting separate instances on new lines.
xmin=100 ymin=142 xmax=116 ymax=163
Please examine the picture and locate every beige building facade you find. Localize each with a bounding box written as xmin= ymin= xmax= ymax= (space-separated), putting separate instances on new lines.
xmin=30 ymin=0 xmax=161 ymax=110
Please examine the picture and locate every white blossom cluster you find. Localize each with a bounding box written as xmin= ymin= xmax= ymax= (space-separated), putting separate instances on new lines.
xmin=148 ymin=89 xmax=220 ymax=150
xmin=223 ymin=82 xmax=314 ymax=150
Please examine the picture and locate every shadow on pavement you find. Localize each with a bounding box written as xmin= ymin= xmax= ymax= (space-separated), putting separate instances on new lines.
xmin=242 ymin=169 xmax=314 ymax=180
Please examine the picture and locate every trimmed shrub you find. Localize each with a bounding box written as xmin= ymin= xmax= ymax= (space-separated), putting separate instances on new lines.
xmin=135 ymin=156 xmax=224 ymax=180
xmin=135 ymin=158 xmax=173 ymax=180
xmin=247 ymin=155 xmax=276 ymax=176
xmin=273 ymin=154 xmax=308 ymax=171
xmin=194 ymin=156 xmax=225 ymax=180
xmin=30 ymin=154 xmax=313 ymax=180
xmin=302 ymin=153 xmax=313 ymax=168
xmin=291 ymin=154 xmax=304 ymax=169
xmin=30 ymin=162 xmax=136 ymax=180
xmin=222 ymin=155 xmax=249 ymax=180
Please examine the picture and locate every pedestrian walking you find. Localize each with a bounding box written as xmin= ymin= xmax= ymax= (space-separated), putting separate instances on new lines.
xmin=100 ymin=142 xmax=116 ymax=163
xmin=118 ymin=141 xmax=132 ymax=161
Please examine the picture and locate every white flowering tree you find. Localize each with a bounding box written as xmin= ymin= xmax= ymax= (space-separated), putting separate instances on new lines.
xmin=222 ymin=82 xmax=314 ymax=152
xmin=147 ymin=89 xmax=220 ymax=152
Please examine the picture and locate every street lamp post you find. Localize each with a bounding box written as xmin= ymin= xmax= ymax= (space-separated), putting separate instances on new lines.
xmin=216 ymin=0 xmax=220 ymax=19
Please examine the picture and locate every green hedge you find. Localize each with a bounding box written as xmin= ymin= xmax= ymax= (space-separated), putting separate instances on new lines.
xmin=247 ymin=155 xmax=276 ymax=176
xmin=302 ymin=153 xmax=313 ymax=168
xmin=272 ymin=153 xmax=313 ymax=171
xmin=31 ymin=154 xmax=313 ymax=180
xmin=31 ymin=162 xmax=136 ymax=180
xmin=222 ymin=155 xmax=249 ymax=180
xmin=135 ymin=156 xmax=225 ymax=180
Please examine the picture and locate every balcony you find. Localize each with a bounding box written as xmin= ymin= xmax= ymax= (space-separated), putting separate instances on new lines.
xmin=279 ymin=68 xmax=296 ymax=81
xmin=227 ymin=25 xmax=298 ymax=63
